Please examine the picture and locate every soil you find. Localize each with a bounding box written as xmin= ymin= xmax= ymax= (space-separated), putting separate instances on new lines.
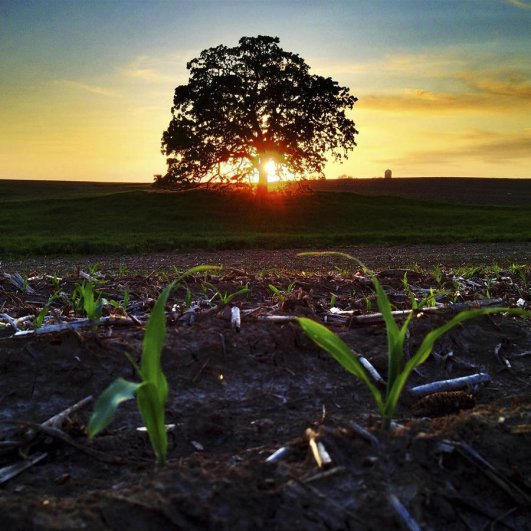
xmin=1 ymin=248 xmax=530 ymax=530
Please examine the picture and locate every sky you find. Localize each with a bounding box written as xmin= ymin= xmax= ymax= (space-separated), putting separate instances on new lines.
xmin=1 ymin=0 xmax=530 ymax=182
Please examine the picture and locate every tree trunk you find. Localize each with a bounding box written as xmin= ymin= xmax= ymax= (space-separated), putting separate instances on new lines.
xmin=256 ymin=164 xmax=268 ymax=195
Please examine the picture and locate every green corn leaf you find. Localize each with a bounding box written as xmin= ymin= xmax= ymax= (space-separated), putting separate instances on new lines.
xmin=383 ymin=307 xmax=531 ymax=423
xmin=136 ymin=381 xmax=168 ymax=465
xmin=269 ymin=284 xmax=282 ymax=296
xmin=297 ymin=317 xmax=384 ymax=412
xmin=299 ymin=251 xmax=404 ymax=389
xmin=87 ymin=378 xmax=140 ymax=438
xmin=141 ymin=283 xmax=173 ymax=404
xmin=175 ymin=265 xmax=222 ymax=284
xmin=224 ymin=286 xmax=250 ymax=304
xmin=35 ymin=306 xmax=49 ymax=329
xmin=298 ymin=251 xmax=531 ymax=430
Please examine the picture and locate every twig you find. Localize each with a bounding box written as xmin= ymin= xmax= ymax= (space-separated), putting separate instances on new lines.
xmin=347 ymin=421 xmax=379 ymax=447
xmin=387 ymin=493 xmax=422 ymax=531
xmin=348 ymin=298 xmax=505 ymax=326
xmin=3 ymin=272 xmax=35 ymax=294
xmin=288 ymin=472 xmax=365 ymax=525
xmin=3 ymin=396 xmax=94 ymax=451
xmin=257 ymin=315 xmax=298 ymax=322
xmin=219 ymin=332 xmax=226 ymax=359
xmin=479 ymin=507 xmax=519 ymax=531
xmin=231 ymin=306 xmax=241 ymax=332
xmin=355 ymin=352 xmax=385 ymax=384
xmin=0 ymin=452 xmax=47 ymax=485
xmin=441 ymin=440 xmax=531 ymax=506
xmin=302 ymin=466 xmax=346 ymax=484
xmin=510 ymin=350 xmax=531 ymax=359
xmin=306 ymin=428 xmax=332 ymax=469
xmin=79 ymin=270 xmax=100 ymax=283
xmin=409 ymin=373 xmax=491 ymax=397
xmin=7 ymin=421 xmax=146 ymax=465
xmin=0 ymin=313 xmax=18 ymax=330
xmin=12 ymin=316 xmax=135 ymax=337
xmin=192 ymin=357 xmax=210 ymax=383
xmin=265 ymin=446 xmax=290 ymax=463
xmin=42 ymin=395 xmax=93 ymax=429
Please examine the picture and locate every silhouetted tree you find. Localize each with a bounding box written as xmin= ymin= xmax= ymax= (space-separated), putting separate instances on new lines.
xmin=158 ymin=36 xmax=358 ymax=193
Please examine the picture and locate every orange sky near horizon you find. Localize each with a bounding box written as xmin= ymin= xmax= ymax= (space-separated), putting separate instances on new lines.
xmin=1 ymin=1 xmax=530 ymax=183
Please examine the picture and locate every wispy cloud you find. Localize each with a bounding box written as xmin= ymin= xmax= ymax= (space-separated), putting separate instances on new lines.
xmin=456 ymin=69 xmax=531 ymax=99
xmin=120 ymin=54 xmax=189 ymax=84
xmin=54 ymin=79 xmax=118 ymax=97
xmin=313 ymin=51 xmax=466 ymax=80
xmin=359 ymin=63 xmax=531 ymax=113
xmin=392 ymin=130 xmax=531 ymax=166
xmin=361 ymin=90 xmax=482 ymax=112
xmin=506 ymin=0 xmax=531 ymax=10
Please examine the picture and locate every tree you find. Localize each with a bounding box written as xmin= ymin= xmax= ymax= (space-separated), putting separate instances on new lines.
xmin=158 ymin=36 xmax=358 ymax=193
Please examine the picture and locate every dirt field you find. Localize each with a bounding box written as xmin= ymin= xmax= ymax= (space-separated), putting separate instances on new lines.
xmin=1 ymin=252 xmax=530 ymax=530
xmin=308 ymin=177 xmax=531 ymax=206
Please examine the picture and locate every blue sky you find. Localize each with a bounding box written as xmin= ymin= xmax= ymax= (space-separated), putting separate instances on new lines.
xmin=1 ymin=0 xmax=530 ymax=181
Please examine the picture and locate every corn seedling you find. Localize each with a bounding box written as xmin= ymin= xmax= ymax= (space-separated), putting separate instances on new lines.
xmin=35 ymin=306 xmax=49 ymax=329
xmin=184 ymin=287 xmax=194 ymax=309
xmin=509 ymin=263 xmax=528 ymax=289
xmin=50 ymin=274 xmax=61 ymax=296
xmin=297 ymin=252 xmax=530 ymax=430
xmin=433 ymin=264 xmax=444 ymax=287
xmin=87 ymin=262 xmax=101 ymax=277
xmin=205 ymin=283 xmax=250 ymax=305
xmin=108 ymin=289 xmax=130 ymax=314
xmin=269 ymin=281 xmax=296 ymax=304
xmin=87 ymin=265 xmax=220 ymax=464
xmin=72 ymin=282 xmax=105 ymax=320
xmin=402 ymin=273 xmax=447 ymax=309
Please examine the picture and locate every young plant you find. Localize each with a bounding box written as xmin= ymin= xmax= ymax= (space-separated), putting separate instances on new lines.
xmin=205 ymin=283 xmax=250 ymax=305
xmin=108 ymin=288 xmax=130 ymax=314
xmin=297 ymin=252 xmax=530 ymax=430
xmin=184 ymin=287 xmax=194 ymax=309
xmin=35 ymin=305 xmax=49 ymax=329
xmin=269 ymin=281 xmax=296 ymax=304
xmin=87 ymin=282 xmax=172 ymax=464
xmin=402 ymin=273 xmax=447 ymax=309
xmin=87 ymin=262 xmax=102 ymax=278
xmin=433 ymin=264 xmax=444 ymax=287
xmin=87 ymin=265 xmax=220 ymax=464
xmin=72 ymin=281 xmax=105 ymax=320
xmin=50 ymin=274 xmax=61 ymax=298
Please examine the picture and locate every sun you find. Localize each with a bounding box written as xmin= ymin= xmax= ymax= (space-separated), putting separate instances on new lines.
xmin=265 ymin=159 xmax=279 ymax=182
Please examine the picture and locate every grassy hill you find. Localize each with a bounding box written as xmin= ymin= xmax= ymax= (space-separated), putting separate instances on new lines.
xmin=1 ymin=181 xmax=530 ymax=256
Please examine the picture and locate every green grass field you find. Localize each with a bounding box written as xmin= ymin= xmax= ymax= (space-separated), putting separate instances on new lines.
xmin=1 ymin=180 xmax=530 ymax=256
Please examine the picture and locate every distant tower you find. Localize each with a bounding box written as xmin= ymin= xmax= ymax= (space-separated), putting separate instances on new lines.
xmin=384 ymin=169 xmax=392 ymax=179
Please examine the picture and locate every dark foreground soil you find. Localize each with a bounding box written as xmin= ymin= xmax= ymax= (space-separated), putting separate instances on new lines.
xmin=1 ymin=249 xmax=530 ymax=530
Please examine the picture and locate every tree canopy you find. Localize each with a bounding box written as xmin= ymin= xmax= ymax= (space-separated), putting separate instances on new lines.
xmin=157 ymin=36 xmax=358 ymax=192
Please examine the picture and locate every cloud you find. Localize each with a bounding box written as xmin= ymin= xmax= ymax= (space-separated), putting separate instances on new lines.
xmin=120 ymin=55 xmax=188 ymax=84
xmin=313 ymin=51 xmax=466 ymax=80
xmin=357 ymin=89 xmax=485 ymax=112
xmin=361 ymin=90 xmax=511 ymax=113
xmin=506 ymin=0 xmax=531 ymax=9
xmin=392 ymin=130 xmax=531 ymax=166
xmin=54 ymin=79 xmax=118 ymax=97
xmin=456 ymin=69 xmax=531 ymax=99
xmin=359 ymin=63 xmax=531 ymax=113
